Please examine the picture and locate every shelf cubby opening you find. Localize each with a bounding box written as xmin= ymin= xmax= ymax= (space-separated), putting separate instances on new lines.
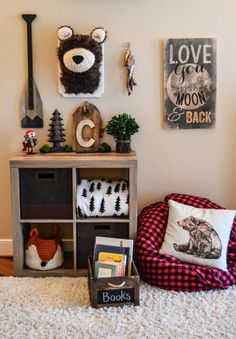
xmin=21 ymin=222 xmax=74 ymax=272
xmin=76 ymin=168 xmax=129 ymax=220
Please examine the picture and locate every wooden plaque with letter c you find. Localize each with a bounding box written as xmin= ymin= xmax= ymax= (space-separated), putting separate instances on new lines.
xmin=73 ymin=102 xmax=103 ymax=151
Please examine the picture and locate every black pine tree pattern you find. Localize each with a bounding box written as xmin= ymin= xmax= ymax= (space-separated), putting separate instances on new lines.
xmin=89 ymin=182 xmax=95 ymax=193
xmin=106 ymin=180 xmax=112 ymax=184
xmin=126 ymin=194 xmax=129 ymax=205
xmin=48 ymin=109 xmax=65 ymax=151
xmin=99 ymin=198 xmax=105 ymax=214
xmin=121 ymin=182 xmax=127 ymax=192
xmin=114 ymin=183 xmax=121 ymax=193
xmin=82 ymin=188 xmax=87 ymax=198
xmin=106 ymin=186 xmax=112 ymax=196
xmin=89 ymin=196 xmax=95 ymax=212
xmin=77 ymin=206 xmax=83 ymax=217
xmin=115 ymin=196 xmax=121 ymax=213
xmin=96 ymin=182 xmax=102 ymax=191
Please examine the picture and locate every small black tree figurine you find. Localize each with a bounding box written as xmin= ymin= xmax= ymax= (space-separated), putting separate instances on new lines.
xmin=48 ymin=109 xmax=65 ymax=152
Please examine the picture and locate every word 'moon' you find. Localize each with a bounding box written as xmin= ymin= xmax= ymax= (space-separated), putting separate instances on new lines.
xmin=58 ymin=26 xmax=107 ymax=95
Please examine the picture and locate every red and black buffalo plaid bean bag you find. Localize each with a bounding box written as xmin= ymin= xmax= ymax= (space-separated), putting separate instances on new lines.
xmin=135 ymin=193 xmax=236 ymax=291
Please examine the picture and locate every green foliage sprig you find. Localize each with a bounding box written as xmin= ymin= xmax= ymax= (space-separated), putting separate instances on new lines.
xmin=106 ymin=113 xmax=139 ymax=142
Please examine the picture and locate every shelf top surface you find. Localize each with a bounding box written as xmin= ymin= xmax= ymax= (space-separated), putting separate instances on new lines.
xmin=10 ymin=151 xmax=137 ymax=168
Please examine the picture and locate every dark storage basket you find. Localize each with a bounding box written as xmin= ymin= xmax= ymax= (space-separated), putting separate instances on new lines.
xmin=88 ymin=256 xmax=140 ymax=308
xmin=77 ymin=223 xmax=129 ymax=268
xmin=20 ymin=168 xmax=73 ymax=219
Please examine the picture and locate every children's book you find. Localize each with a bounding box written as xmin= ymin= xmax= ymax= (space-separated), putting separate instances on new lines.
xmin=94 ymin=261 xmax=120 ymax=278
xmin=98 ymin=252 xmax=127 ymax=276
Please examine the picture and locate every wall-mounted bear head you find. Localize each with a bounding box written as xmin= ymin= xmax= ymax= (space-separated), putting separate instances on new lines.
xmin=57 ymin=26 xmax=107 ymax=95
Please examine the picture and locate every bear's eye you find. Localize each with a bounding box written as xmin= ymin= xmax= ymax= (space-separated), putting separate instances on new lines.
xmin=63 ymin=48 xmax=95 ymax=73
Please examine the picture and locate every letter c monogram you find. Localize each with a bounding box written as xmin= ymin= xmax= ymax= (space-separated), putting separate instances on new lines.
xmin=76 ymin=119 xmax=95 ymax=148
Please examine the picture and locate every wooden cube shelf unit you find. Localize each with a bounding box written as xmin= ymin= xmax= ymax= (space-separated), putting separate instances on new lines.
xmin=10 ymin=152 xmax=137 ymax=277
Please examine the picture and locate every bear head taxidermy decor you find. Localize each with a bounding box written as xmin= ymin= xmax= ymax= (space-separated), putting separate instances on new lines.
xmin=57 ymin=26 xmax=107 ymax=96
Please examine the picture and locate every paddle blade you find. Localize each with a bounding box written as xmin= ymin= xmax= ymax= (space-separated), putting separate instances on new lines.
xmin=21 ymin=79 xmax=43 ymax=128
xmin=22 ymin=14 xmax=36 ymax=23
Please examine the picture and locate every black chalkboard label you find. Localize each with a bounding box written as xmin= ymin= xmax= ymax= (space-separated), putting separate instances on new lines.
xmin=97 ymin=288 xmax=134 ymax=305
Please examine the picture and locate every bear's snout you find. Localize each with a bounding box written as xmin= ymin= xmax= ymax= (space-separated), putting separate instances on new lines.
xmin=73 ymin=55 xmax=84 ymax=64
xmin=41 ymin=261 xmax=47 ymax=267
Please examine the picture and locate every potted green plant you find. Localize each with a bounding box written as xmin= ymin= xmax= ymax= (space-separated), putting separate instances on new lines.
xmin=106 ymin=113 xmax=139 ymax=153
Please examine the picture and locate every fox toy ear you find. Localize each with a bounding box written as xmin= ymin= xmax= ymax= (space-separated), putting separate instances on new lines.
xmin=58 ymin=26 xmax=74 ymax=41
xmin=29 ymin=228 xmax=39 ymax=238
xmin=91 ymin=27 xmax=107 ymax=43
xmin=53 ymin=225 xmax=60 ymax=237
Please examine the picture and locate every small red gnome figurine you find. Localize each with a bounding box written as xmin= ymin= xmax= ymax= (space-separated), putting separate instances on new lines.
xmin=22 ymin=130 xmax=37 ymax=154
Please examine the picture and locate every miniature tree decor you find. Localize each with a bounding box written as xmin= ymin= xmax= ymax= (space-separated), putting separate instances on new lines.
xmin=48 ymin=109 xmax=65 ymax=152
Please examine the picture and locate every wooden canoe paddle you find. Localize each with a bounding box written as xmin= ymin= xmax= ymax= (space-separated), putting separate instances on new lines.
xmin=21 ymin=14 xmax=43 ymax=128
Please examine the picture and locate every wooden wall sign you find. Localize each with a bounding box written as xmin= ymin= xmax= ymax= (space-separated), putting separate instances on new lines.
xmin=73 ymin=102 xmax=103 ymax=151
xmin=164 ymin=38 xmax=216 ymax=129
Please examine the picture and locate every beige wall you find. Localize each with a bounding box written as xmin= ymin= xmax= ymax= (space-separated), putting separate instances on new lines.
xmin=1 ymin=0 xmax=236 ymax=239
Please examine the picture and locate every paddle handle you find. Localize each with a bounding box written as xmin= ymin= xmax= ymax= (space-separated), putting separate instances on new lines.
xmin=22 ymin=14 xmax=36 ymax=110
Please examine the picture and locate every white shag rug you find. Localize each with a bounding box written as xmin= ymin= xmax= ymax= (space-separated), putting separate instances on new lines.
xmin=0 ymin=277 xmax=235 ymax=339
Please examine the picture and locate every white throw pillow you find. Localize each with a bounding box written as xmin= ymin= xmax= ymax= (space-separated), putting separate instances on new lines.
xmin=159 ymin=200 xmax=235 ymax=271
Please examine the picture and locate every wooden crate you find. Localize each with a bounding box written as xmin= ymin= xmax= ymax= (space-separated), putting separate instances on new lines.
xmin=88 ymin=256 xmax=140 ymax=308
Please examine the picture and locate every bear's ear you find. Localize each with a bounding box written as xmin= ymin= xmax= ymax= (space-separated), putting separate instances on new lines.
xmin=191 ymin=216 xmax=198 ymax=225
xmin=58 ymin=26 xmax=74 ymax=41
xmin=91 ymin=27 xmax=107 ymax=43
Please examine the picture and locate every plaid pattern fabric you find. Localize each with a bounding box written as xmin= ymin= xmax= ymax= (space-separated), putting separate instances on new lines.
xmin=135 ymin=193 xmax=236 ymax=291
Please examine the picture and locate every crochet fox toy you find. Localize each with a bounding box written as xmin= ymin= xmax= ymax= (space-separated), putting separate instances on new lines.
xmin=25 ymin=226 xmax=64 ymax=270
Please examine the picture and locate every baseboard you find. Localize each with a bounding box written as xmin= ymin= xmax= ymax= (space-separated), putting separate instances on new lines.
xmin=0 ymin=239 xmax=13 ymax=256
